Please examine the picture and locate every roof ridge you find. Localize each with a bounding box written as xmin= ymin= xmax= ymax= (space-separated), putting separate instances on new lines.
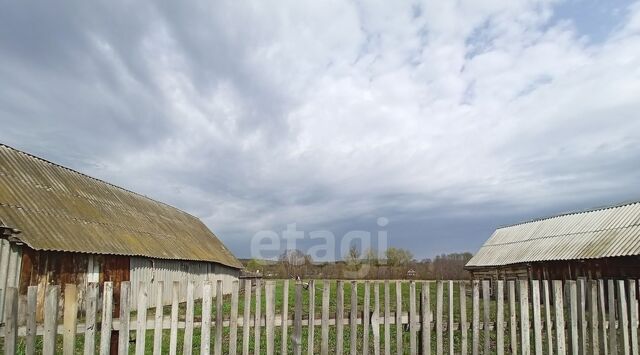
xmin=0 ymin=143 xmax=200 ymax=221
xmin=496 ymin=199 xmax=640 ymax=230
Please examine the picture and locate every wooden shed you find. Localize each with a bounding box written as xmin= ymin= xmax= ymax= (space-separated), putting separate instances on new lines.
xmin=465 ymin=200 xmax=640 ymax=283
xmin=0 ymin=144 xmax=243 ymax=321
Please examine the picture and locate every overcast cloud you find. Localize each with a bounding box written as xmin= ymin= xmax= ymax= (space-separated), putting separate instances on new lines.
xmin=1 ymin=0 xmax=640 ymax=260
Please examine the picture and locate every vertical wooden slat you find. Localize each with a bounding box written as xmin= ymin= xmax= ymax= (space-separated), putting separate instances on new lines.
xmin=520 ymin=280 xmax=530 ymax=355
xmin=100 ymin=282 xmax=114 ymax=355
xmin=608 ymin=279 xmax=618 ymax=354
xmin=243 ymin=279 xmax=252 ymax=355
xmin=308 ymin=280 xmax=316 ymax=355
xmin=496 ymin=280 xmax=504 ymax=355
xmin=352 ymin=280 xmax=359 ymax=355
xmin=554 ymin=280 xmax=566 ymax=355
xmin=543 ymin=280 xmax=554 ymax=355
xmin=422 ymin=281 xmax=431 ymax=355
xmin=472 ymin=280 xmax=480 ymax=355
xmin=483 ymin=280 xmax=491 ymax=355
xmin=384 ymin=280 xmax=390 ymax=355
xmin=169 ymin=281 xmax=180 ymax=355
xmin=294 ymin=282 xmax=303 ymax=355
xmin=508 ymin=280 xmax=517 ymax=354
xmin=135 ymin=282 xmax=149 ymax=355
xmin=152 ymin=281 xmax=164 ymax=355
xmin=63 ymin=284 xmax=78 ymax=355
xmin=255 ymin=279 xmax=262 ymax=355
xmin=619 ymin=280 xmax=631 ymax=355
xmin=598 ymin=280 xmax=609 ymax=355
xmin=85 ymin=282 xmax=98 ymax=355
xmin=25 ymin=285 xmax=38 ymax=355
xmin=230 ymin=280 xmax=240 ymax=355
xmin=578 ymin=279 xmax=587 ymax=355
xmin=396 ymin=280 xmax=403 ymax=355
xmin=3 ymin=287 xmax=18 ymax=355
xmin=364 ymin=281 xmax=371 ymax=355
xmin=201 ymin=281 xmax=213 ymax=355
xmin=589 ymin=280 xmax=599 ymax=355
xmin=215 ymin=280 xmax=224 ymax=355
xmin=337 ymin=280 xmax=345 ymax=355
xmin=321 ymin=280 xmax=330 ymax=355
xmin=374 ymin=282 xmax=381 ymax=355
xmin=183 ymin=281 xmax=195 ymax=355
xmin=531 ymin=280 xmax=543 ymax=355
xmin=629 ymin=279 xmax=638 ymax=355
xmin=266 ymin=281 xmax=276 ymax=355
xmin=119 ymin=281 xmax=131 ymax=355
xmin=437 ymin=280 xmax=444 ymax=355
xmin=410 ymin=281 xmax=417 ymax=355
xmin=43 ymin=285 xmax=60 ymax=355
xmin=461 ymin=281 xmax=468 ymax=355
xmin=282 ymin=279 xmax=290 ymax=355
xmin=449 ymin=281 xmax=454 ymax=355
xmin=568 ymin=280 xmax=579 ymax=355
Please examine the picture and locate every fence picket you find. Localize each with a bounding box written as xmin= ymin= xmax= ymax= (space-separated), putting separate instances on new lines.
xmin=100 ymin=282 xmax=114 ymax=355
xmin=230 ymin=280 xmax=240 ymax=355
xmin=352 ymin=280 xmax=358 ymax=355
xmin=589 ymin=280 xmax=599 ymax=355
xmin=520 ymin=280 xmax=530 ymax=355
xmin=337 ymin=280 xmax=345 ymax=355
xmin=152 ymin=281 xmax=164 ymax=355
xmin=496 ymin=280 xmax=504 ymax=355
xmin=63 ymin=284 xmax=78 ymax=355
xmin=598 ymin=280 xmax=609 ymax=355
xmin=543 ymin=280 xmax=554 ymax=355
xmin=43 ymin=285 xmax=60 ymax=355
xmin=255 ymin=279 xmax=262 ymax=355
xmin=397 ymin=281 xmax=403 ymax=355
xmin=25 ymin=285 xmax=37 ymax=355
xmin=282 ymin=279 xmax=290 ymax=355
xmin=531 ymin=280 xmax=543 ymax=355
xmin=568 ymin=280 xmax=579 ymax=355
xmin=215 ymin=280 xmax=224 ymax=355
xmin=169 ymin=281 xmax=180 ymax=355
xmin=201 ymin=281 xmax=212 ymax=355
xmin=243 ymin=279 xmax=252 ymax=355
xmin=84 ymin=282 xmax=98 ymax=355
xmin=422 ymin=281 xmax=431 ymax=355
xmin=472 ymin=280 xmax=479 ymax=355
xmin=450 ymin=281 xmax=454 ymax=355
xmin=619 ymin=280 xmax=631 ymax=355
xmin=374 ymin=282 xmax=381 ymax=355
xmin=629 ymin=279 xmax=638 ymax=355
xmin=461 ymin=281 xmax=468 ymax=355
xmin=119 ymin=281 xmax=131 ymax=355
xmin=437 ymin=280 xmax=444 ymax=355
xmin=608 ymin=279 xmax=618 ymax=354
xmin=321 ymin=280 xmax=330 ymax=355
xmin=364 ymin=281 xmax=371 ymax=355
xmin=483 ymin=280 xmax=491 ymax=355
xmin=309 ymin=280 xmax=316 ymax=355
xmin=4 ymin=287 xmax=18 ymax=355
xmin=554 ymin=280 xmax=566 ymax=355
xmin=578 ymin=279 xmax=587 ymax=355
xmin=135 ymin=282 xmax=149 ymax=355
xmin=183 ymin=281 xmax=195 ymax=355
xmin=266 ymin=281 xmax=276 ymax=355
xmin=294 ymin=282 xmax=303 ymax=355
xmin=410 ymin=281 xmax=417 ymax=355
xmin=384 ymin=280 xmax=390 ymax=355
xmin=509 ymin=280 xmax=517 ymax=354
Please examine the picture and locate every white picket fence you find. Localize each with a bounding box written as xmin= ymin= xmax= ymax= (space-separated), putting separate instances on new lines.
xmin=1 ymin=278 xmax=639 ymax=354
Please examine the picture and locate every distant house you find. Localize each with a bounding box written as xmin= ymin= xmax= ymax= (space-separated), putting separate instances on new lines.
xmin=465 ymin=200 xmax=640 ymax=282
xmin=0 ymin=144 xmax=242 ymax=320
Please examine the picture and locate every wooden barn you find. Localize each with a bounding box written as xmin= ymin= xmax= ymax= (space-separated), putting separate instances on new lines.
xmin=0 ymin=144 xmax=242 ymax=321
xmin=465 ymin=200 xmax=640 ymax=283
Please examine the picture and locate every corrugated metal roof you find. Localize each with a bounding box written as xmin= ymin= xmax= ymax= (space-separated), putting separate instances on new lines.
xmin=466 ymin=201 xmax=640 ymax=268
xmin=0 ymin=144 xmax=242 ymax=269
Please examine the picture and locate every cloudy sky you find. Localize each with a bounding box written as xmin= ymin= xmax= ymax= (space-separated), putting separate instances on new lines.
xmin=1 ymin=0 xmax=640 ymax=260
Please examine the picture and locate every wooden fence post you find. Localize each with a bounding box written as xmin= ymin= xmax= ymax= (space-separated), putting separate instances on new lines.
xmin=608 ymin=279 xmax=618 ymax=354
xmin=568 ymin=280 xmax=579 ymax=355
xmin=135 ymin=282 xmax=149 ymax=355
xmin=294 ymin=282 xmax=303 ymax=355
xmin=421 ymin=281 xmax=431 ymax=355
xmin=215 ymin=280 xmax=223 ymax=355
xmin=384 ymin=280 xmax=390 ymax=355
xmin=578 ymin=279 xmax=587 ymax=355
xmin=410 ymin=281 xmax=417 ymax=355
xmin=483 ymin=280 xmax=491 ymax=355
xmin=230 ymin=280 xmax=239 ymax=355
xmin=266 ymin=281 xmax=276 ymax=355
xmin=43 ymin=285 xmax=60 ymax=355
xmin=25 ymin=285 xmax=38 ymax=355
xmin=520 ymin=280 xmax=530 ymax=355
xmin=598 ymin=280 xmax=609 ymax=355
xmin=63 ymin=284 xmax=78 ymax=355
xmin=255 ymin=279 xmax=262 ymax=355
xmin=201 ymin=281 xmax=212 ymax=355
xmin=508 ymin=280 xmax=517 ymax=354
xmin=543 ymin=280 xmax=554 ymax=355
xmin=437 ymin=280 xmax=444 ymax=355
xmin=554 ymin=280 xmax=566 ymax=355
xmin=169 ymin=281 xmax=180 ymax=355
xmin=337 ymin=280 xmax=345 ymax=355
xmin=364 ymin=281 xmax=371 ymax=355
xmin=461 ymin=281 xmax=468 ymax=355
xmin=373 ymin=282 xmax=381 ymax=355
xmin=183 ymin=281 xmax=195 ymax=355
xmin=472 ymin=280 xmax=479 ymax=355
xmin=100 ymin=282 xmax=114 ymax=355
xmin=282 ymin=279 xmax=290 ymax=355
xmin=396 ymin=281 xmax=403 ymax=355
xmin=119 ymin=281 xmax=131 ymax=355
xmin=496 ymin=280 xmax=504 ymax=355
xmin=352 ymin=280 xmax=359 ymax=355
xmin=618 ymin=280 xmax=631 ymax=355
xmin=531 ymin=280 xmax=543 ymax=355
xmin=450 ymin=281 xmax=454 ymax=355
xmin=628 ymin=279 xmax=638 ymax=355
xmin=243 ymin=279 xmax=252 ymax=355
xmin=321 ymin=280 xmax=330 ymax=355
xmin=4 ymin=287 xmax=18 ymax=355
xmin=589 ymin=279 xmax=599 ymax=355
xmin=85 ymin=282 xmax=99 ymax=355
xmin=152 ymin=281 xmax=163 ymax=355
xmin=308 ymin=279 xmax=316 ymax=355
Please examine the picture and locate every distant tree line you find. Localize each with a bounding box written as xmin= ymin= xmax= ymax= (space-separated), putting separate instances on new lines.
xmin=243 ymin=247 xmax=473 ymax=280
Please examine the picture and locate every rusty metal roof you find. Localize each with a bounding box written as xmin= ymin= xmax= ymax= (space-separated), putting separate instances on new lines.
xmin=0 ymin=144 xmax=242 ymax=269
xmin=466 ymin=200 xmax=640 ymax=268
